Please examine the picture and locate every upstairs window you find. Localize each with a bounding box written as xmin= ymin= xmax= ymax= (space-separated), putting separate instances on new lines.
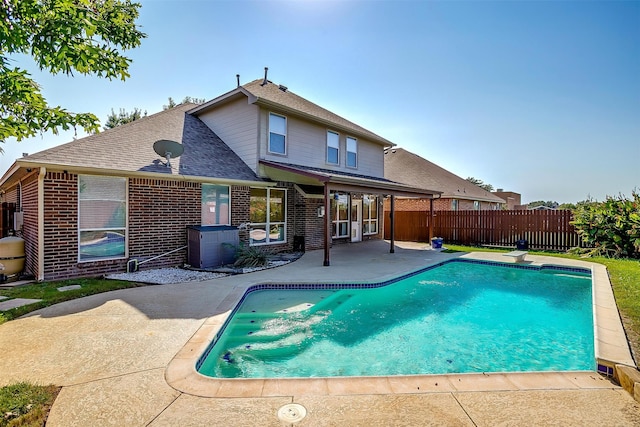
xmin=78 ymin=175 xmax=127 ymax=262
xmin=201 ymin=184 xmax=230 ymax=225
xmin=327 ymin=131 xmax=339 ymax=165
xmin=346 ymin=137 xmax=357 ymax=168
xmin=268 ymin=113 xmax=286 ymax=155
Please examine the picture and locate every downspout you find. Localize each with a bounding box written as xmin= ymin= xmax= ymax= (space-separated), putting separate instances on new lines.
xmin=37 ymin=167 xmax=46 ymax=281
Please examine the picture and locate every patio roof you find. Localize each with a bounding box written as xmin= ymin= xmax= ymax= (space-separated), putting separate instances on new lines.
xmin=259 ymin=160 xmax=442 ymax=198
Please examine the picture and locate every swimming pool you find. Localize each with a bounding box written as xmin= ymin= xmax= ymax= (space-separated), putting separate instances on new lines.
xmin=197 ymin=259 xmax=594 ymax=379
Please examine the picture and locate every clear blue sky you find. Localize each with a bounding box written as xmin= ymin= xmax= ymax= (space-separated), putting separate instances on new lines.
xmin=3 ymin=0 xmax=639 ymax=204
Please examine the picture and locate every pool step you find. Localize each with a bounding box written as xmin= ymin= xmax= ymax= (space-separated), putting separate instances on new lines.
xmin=304 ymin=291 xmax=354 ymax=314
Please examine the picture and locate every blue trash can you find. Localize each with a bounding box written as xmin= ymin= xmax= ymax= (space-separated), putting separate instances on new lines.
xmin=431 ymin=237 xmax=443 ymax=249
xmin=516 ymin=239 xmax=528 ymax=250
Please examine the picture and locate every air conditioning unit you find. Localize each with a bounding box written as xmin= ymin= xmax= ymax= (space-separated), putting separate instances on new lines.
xmin=13 ymin=212 xmax=24 ymax=231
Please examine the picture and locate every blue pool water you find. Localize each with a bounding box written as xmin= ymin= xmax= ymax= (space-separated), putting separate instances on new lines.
xmin=197 ymin=260 xmax=594 ymax=378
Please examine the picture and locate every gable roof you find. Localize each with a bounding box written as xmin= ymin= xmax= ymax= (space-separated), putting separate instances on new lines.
xmin=190 ymin=79 xmax=394 ymax=147
xmin=2 ymin=104 xmax=263 ymax=186
xmin=384 ymin=148 xmax=505 ymax=204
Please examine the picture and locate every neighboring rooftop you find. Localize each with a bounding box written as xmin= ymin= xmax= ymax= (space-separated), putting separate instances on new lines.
xmin=384 ymin=148 xmax=505 ymax=203
xmin=8 ymin=104 xmax=262 ymax=183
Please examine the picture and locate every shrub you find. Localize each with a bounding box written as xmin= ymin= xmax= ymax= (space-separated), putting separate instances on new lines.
xmin=571 ymin=190 xmax=640 ymax=259
xmin=228 ymin=243 xmax=270 ymax=268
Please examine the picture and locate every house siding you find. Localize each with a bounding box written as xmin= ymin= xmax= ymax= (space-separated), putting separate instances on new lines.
xmin=196 ymin=97 xmax=259 ymax=171
xmin=259 ymin=109 xmax=385 ymax=178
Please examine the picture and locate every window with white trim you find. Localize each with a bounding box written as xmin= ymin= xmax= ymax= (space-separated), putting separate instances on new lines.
xmin=327 ymin=130 xmax=339 ymax=165
xmin=331 ymin=193 xmax=349 ymax=238
xmin=473 ymin=201 xmax=480 ymax=210
xmin=452 ymin=199 xmax=458 ymax=211
xmin=78 ymin=175 xmax=127 ymax=262
xmin=346 ymin=137 xmax=357 ymax=168
xmin=362 ymin=195 xmax=378 ymax=235
xmin=250 ymin=188 xmax=286 ymax=245
xmin=202 ymin=184 xmax=230 ymax=225
xmin=268 ymin=113 xmax=286 ymax=154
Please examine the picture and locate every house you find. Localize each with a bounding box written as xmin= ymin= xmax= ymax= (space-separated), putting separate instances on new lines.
xmin=0 ymin=73 xmax=439 ymax=281
xmin=383 ymin=148 xmax=505 ymax=212
xmin=492 ymin=189 xmax=522 ymax=210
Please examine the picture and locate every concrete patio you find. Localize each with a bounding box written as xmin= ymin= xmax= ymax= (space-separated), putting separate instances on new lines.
xmin=0 ymin=241 xmax=638 ymax=426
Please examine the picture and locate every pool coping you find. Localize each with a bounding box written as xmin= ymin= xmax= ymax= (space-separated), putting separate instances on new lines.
xmin=165 ymin=252 xmax=636 ymax=398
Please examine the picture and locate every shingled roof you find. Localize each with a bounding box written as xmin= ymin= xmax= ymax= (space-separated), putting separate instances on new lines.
xmin=191 ymin=79 xmax=394 ymax=147
xmin=384 ymin=148 xmax=505 ymax=203
xmin=12 ymin=104 xmax=262 ymax=183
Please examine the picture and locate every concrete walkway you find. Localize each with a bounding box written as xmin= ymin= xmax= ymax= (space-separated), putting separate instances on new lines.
xmin=1 ymin=241 xmax=638 ymax=426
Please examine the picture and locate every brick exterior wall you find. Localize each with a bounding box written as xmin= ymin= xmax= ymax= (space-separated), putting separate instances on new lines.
xmin=293 ymin=190 xmax=324 ymax=251
xmin=231 ymin=186 xmax=250 ymax=244
xmin=42 ymin=171 xmax=84 ymax=279
xmin=21 ymin=174 xmax=38 ymax=279
xmin=128 ymin=177 xmax=201 ymax=271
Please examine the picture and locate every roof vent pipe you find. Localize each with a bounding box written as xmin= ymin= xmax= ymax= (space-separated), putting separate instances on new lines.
xmin=262 ymin=67 xmax=268 ymax=86
xmin=236 ymin=74 xmax=240 ymax=87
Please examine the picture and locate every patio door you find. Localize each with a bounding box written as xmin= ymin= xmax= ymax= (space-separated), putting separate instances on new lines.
xmin=351 ymin=199 xmax=362 ymax=242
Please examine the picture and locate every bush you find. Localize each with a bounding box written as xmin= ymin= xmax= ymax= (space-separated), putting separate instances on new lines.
xmin=571 ymin=190 xmax=640 ymax=259
xmin=229 ymin=243 xmax=270 ymax=268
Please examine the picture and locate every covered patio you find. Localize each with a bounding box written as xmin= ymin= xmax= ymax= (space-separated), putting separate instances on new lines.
xmin=259 ymin=160 xmax=442 ymax=265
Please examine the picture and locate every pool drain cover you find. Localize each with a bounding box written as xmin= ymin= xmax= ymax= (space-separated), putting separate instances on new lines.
xmin=277 ymin=403 xmax=307 ymax=424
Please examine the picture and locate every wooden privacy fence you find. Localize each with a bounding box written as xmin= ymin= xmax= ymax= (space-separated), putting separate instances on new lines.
xmin=384 ymin=210 xmax=587 ymax=251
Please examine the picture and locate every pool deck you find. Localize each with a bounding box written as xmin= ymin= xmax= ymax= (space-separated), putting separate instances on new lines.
xmin=1 ymin=241 xmax=638 ymax=426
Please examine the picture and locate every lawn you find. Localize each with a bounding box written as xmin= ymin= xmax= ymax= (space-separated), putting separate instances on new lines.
xmin=0 ymin=277 xmax=147 ymax=325
xmin=0 ymin=382 xmax=60 ymax=427
xmin=445 ymin=244 xmax=640 ymax=361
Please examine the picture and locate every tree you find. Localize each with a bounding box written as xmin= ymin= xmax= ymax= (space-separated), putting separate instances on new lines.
xmin=528 ymin=200 xmax=559 ymax=209
xmin=163 ymin=96 xmax=205 ymax=110
xmin=571 ymin=191 xmax=640 ymax=259
xmin=0 ymin=0 xmax=146 ymax=144
xmin=104 ymin=96 xmax=205 ymax=129
xmin=104 ymin=108 xmax=146 ymax=129
xmin=465 ymin=177 xmax=494 ymax=192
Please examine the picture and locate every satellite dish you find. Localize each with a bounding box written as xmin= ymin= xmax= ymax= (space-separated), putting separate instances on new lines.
xmin=153 ymin=139 xmax=184 ymax=168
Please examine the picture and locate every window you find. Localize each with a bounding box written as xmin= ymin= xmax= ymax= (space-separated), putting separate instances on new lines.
xmin=202 ymin=184 xmax=230 ymax=225
xmin=268 ymin=113 xmax=286 ymax=154
xmin=79 ymin=175 xmax=127 ymax=262
xmin=452 ymin=199 xmax=458 ymax=211
xmin=473 ymin=201 xmax=480 ymax=210
xmin=346 ymin=137 xmax=357 ymax=168
xmin=250 ymin=188 xmax=286 ymax=245
xmin=331 ymin=193 xmax=349 ymax=238
xmin=327 ymin=131 xmax=339 ymax=165
xmin=362 ymin=195 xmax=378 ymax=235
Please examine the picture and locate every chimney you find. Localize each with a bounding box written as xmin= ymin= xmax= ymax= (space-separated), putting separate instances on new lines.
xmin=261 ymin=67 xmax=268 ymax=86
xmin=236 ymin=74 xmax=240 ymax=88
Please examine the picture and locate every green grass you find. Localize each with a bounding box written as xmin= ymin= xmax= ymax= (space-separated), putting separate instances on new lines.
xmin=445 ymin=244 xmax=640 ymax=360
xmin=0 ymin=278 xmax=147 ymax=325
xmin=0 ymin=382 xmax=60 ymax=427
